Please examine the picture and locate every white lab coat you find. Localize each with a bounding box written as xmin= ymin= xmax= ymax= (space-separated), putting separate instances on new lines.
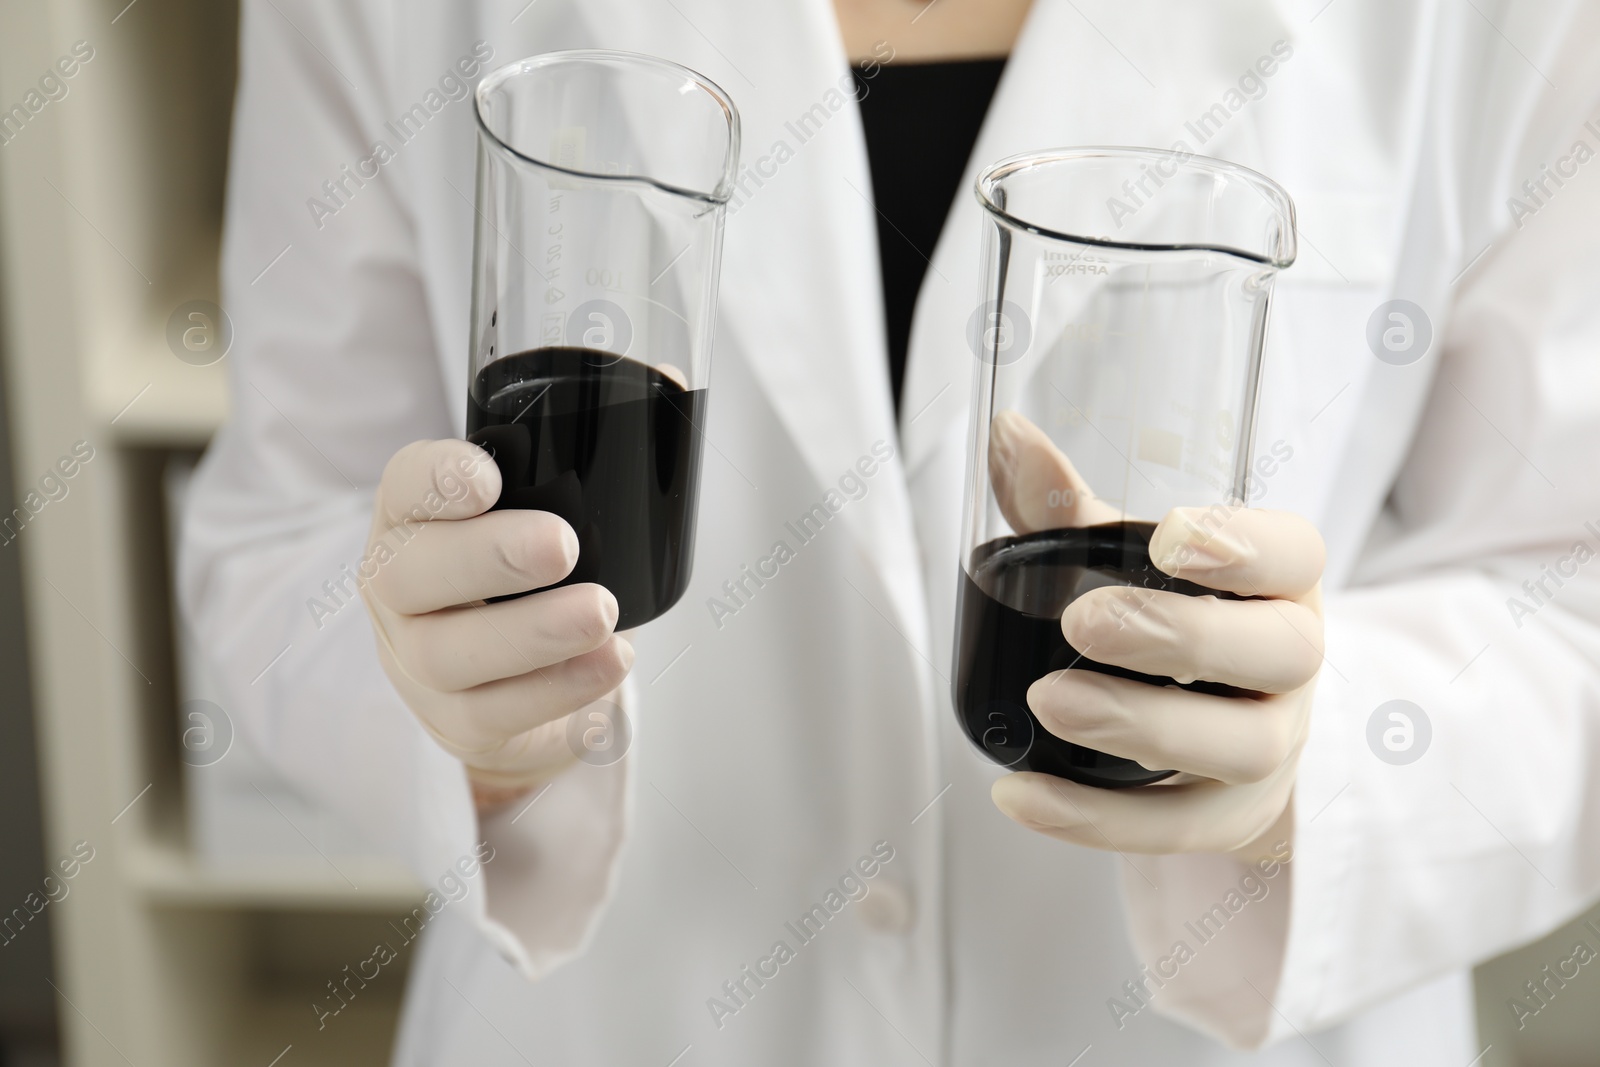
xmin=180 ymin=0 xmax=1600 ymax=1063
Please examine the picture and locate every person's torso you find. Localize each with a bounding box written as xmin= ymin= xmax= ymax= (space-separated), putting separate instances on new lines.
xmin=369 ymin=1 xmax=1583 ymax=1062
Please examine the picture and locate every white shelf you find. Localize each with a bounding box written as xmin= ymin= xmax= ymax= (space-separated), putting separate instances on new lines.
xmin=88 ymin=332 xmax=229 ymax=447
xmin=231 ymin=989 xmax=405 ymax=1067
xmin=0 ymin=2 xmax=415 ymax=1064
xmin=126 ymin=839 xmax=423 ymax=911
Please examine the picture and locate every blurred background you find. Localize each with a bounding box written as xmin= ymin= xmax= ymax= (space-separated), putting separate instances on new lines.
xmin=0 ymin=1 xmax=1595 ymax=1064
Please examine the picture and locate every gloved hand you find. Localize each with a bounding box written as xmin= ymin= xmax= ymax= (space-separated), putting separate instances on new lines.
xmin=358 ymin=440 xmax=634 ymax=805
xmin=985 ymin=411 xmax=1325 ymax=856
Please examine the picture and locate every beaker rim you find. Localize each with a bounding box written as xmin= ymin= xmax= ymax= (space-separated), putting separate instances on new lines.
xmin=975 ymin=146 xmax=1298 ymax=269
xmin=474 ymin=49 xmax=742 ymax=206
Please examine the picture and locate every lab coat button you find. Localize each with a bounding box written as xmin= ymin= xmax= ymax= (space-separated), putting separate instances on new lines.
xmin=858 ymin=880 xmax=914 ymax=934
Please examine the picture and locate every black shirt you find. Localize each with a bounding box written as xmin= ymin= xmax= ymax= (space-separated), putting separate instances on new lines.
xmin=854 ymin=57 xmax=1007 ymax=415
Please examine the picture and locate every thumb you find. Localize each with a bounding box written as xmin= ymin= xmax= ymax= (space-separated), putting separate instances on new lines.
xmin=988 ymin=410 xmax=1121 ymax=533
xmin=374 ymin=439 xmax=501 ymax=532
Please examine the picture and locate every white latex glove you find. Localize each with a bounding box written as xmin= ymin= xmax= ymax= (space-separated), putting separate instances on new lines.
xmin=985 ymin=411 xmax=1325 ymax=856
xmin=358 ymin=440 xmax=634 ymax=805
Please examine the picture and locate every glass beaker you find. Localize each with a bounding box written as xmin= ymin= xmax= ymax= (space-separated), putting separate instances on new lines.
xmin=467 ymin=51 xmax=739 ymax=628
xmin=952 ymin=147 xmax=1297 ymax=788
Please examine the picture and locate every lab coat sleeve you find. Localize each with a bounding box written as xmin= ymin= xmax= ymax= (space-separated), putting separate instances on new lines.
xmin=178 ymin=0 xmax=629 ymax=978
xmin=1116 ymin=86 xmax=1600 ymax=1052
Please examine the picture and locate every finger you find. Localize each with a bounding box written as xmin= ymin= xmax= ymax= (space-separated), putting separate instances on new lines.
xmin=388 ymin=582 xmax=618 ymax=691
xmin=1148 ymin=505 xmax=1325 ymax=599
xmin=374 ymin=439 xmax=501 ymax=531
xmin=367 ymin=509 xmax=579 ymax=614
xmin=991 ymin=766 xmax=1294 ymax=854
xmin=989 ymin=410 xmax=1122 ymax=533
xmin=1060 ymin=586 xmax=1324 ymax=692
xmin=469 ymin=692 xmax=634 ymax=785
xmin=655 ymin=362 xmax=688 ymax=389
xmin=415 ymin=636 xmax=634 ymax=749
xmin=464 ymin=714 xmax=582 ymax=787
xmin=1028 ymin=670 xmax=1307 ymax=784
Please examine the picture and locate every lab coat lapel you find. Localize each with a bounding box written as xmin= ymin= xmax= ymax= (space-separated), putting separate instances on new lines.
xmin=1305 ymin=59 xmax=1458 ymax=585
xmin=566 ymin=0 xmax=932 ymax=641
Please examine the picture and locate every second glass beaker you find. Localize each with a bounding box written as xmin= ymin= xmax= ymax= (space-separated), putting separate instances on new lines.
xmin=952 ymin=147 xmax=1297 ymax=788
